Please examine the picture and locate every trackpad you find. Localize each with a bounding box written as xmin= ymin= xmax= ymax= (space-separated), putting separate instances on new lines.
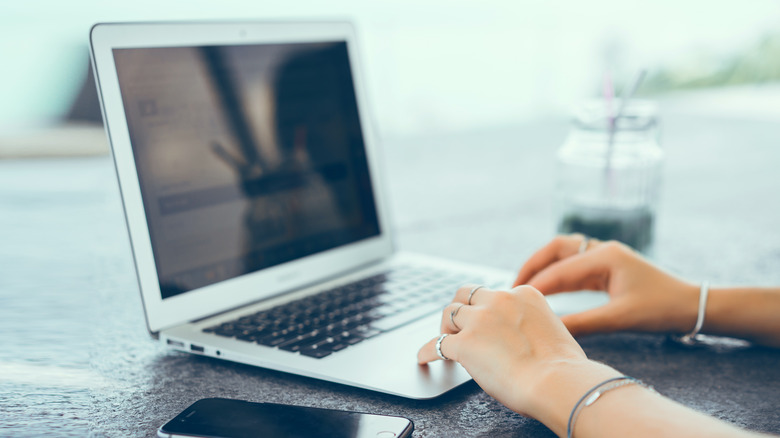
xmin=546 ymin=291 xmax=609 ymax=316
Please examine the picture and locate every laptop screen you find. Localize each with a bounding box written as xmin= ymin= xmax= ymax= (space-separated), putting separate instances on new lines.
xmin=113 ymin=41 xmax=381 ymax=299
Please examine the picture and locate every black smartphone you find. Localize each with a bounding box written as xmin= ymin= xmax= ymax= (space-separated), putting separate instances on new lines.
xmin=157 ymin=398 xmax=414 ymax=438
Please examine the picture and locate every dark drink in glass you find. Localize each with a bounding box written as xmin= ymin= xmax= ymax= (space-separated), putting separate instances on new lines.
xmin=558 ymin=205 xmax=654 ymax=253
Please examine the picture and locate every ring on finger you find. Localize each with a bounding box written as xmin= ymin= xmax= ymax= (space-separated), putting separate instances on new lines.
xmin=578 ymin=236 xmax=590 ymax=254
xmin=435 ymin=333 xmax=450 ymax=360
xmin=450 ymin=303 xmax=465 ymax=330
xmin=467 ymin=285 xmax=485 ymax=305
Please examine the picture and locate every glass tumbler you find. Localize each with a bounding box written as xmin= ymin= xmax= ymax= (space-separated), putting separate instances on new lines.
xmin=556 ymin=100 xmax=663 ymax=254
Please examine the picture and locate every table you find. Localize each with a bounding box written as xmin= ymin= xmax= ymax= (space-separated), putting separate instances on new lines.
xmin=2 ymin=108 xmax=780 ymax=437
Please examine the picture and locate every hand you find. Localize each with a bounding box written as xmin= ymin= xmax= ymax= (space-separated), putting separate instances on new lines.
xmin=417 ymin=285 xmax=616 ymax=423
xmin=513 ymin=235 xmax=700 ymax=337
xmin=416 ymin=281 xmax=763 ymax=438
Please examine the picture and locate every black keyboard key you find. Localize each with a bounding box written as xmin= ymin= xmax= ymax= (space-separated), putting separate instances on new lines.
xmin=329 ymin=343 xmax=348 ymax=352
xmin=303 ymin=335 xmax=348 ymax=354
xmin=257 ymin=336 xmax=288 ymax=347
xmin=236 ymin=332 xmax=260 ymax=342
xmin=300 ymin=347 xmax=332 ymax=359
xmin=277 ymin=330 xmax=329 ymax=352
xmin=344 ymin=335 xmax=364 ymax=346
xmin=257 ymin=330 xmax=298 ymax=347
xmin=214 ymin=328 xmax=238 ymax=338
xmin=352 ymin=325 xmax=382 ymax=339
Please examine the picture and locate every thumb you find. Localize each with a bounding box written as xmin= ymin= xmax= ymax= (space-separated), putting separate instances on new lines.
xmin=560 ymin=303 xmax=622 ymax=338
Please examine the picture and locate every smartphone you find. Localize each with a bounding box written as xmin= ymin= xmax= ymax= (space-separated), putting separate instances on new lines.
xmin=158 ymin=398 xmax=414 ymax=438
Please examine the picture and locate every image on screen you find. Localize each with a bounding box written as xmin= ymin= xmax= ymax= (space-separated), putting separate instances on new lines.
xmin=113 ymin=41 xmax=380 ymax=299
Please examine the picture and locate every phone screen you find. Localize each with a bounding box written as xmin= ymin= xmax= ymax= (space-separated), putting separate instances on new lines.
xmin=159 ymin=398 xmax=413 ymax=438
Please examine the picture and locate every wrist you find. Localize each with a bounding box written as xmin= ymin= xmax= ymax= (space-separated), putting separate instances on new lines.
xmin=669 ymin=281 xmax=702 ymax=334
xmin=527 ymin=359 xmax=622 ymax=437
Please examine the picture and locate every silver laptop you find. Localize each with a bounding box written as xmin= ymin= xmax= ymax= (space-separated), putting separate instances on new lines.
xmin=90 ymin=21 xmax=603 ymax=399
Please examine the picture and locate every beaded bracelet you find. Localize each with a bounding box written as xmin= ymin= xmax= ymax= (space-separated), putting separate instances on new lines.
xmin=567 ymin=376 xmax=656 ymax=438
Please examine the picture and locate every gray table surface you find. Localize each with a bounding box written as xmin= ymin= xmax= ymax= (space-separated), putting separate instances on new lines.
xmin=2 ymin=110 xmax=780 ymax=437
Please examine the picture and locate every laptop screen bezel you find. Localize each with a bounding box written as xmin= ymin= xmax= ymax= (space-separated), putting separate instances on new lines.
xmin=90 ymin=21 xmax=394 ymax=334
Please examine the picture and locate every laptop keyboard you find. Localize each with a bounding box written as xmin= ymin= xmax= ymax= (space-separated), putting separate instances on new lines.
xmin=203 ymin=266 xmax=499 ymax=359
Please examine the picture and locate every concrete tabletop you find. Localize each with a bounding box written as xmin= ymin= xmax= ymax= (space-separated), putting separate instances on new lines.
xmin=2 ymin=109 xmax=779 ymax=437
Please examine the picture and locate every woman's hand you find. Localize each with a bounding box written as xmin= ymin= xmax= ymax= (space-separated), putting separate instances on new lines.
xmin=417 ymin=285 xmax=620 ymax=429
xmin=513 ymin=234 xmax=700 ymax=337
xmin=414 ymin=236 xmax=780 ymax=437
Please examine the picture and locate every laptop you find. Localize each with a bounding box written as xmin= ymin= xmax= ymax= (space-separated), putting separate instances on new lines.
xmin=90 ymin=21 xmax=604 ymax=399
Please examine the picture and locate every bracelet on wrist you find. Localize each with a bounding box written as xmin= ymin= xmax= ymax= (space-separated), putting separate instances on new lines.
xmin=677 ymin=281 xmax=710 ymax=346
xmin=567 ymin=376 xmax=656 ymax=438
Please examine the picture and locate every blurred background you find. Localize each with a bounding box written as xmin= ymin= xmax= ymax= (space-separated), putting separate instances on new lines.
xmin=2 ymin=0 xmax=780 ymax=277
xmin=1 ymin=0 xmax=779 ymax=142
xmin=3 ymin=3 xmax=780 ymax=434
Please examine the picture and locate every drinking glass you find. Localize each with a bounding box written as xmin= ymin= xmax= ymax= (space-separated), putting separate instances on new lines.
xmin=556 ymin=100 xmax=663 ymax=254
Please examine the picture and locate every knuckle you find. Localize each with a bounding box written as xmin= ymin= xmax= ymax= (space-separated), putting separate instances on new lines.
xmin=602 ymin=240 xmax=628 ymax=256
xmin=491 ymin=290 xmax=514 ymax=306
xmin=513 ymin=285 xmax=543 ymax=302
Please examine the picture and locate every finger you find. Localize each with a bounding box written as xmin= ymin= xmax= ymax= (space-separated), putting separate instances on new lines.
xmin=561 ymin=303 xmax=622 ymax=337
xmin=452 ymin=284 xmax=492 ymax=306
xmin=440 ymin=303 xmax=462 ymax=334
xmin=417 ymin=333 xmax=460 ymax=365
xmin=513 ymin=234 xmax=586 ymax=287
xmin=527 ymin=245 xmax=613 ymax=295
xmin=440 ymin=302 xmax=475 ymax=333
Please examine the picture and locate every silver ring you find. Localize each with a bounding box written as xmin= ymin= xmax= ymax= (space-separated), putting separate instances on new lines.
xmin=435 ymin=334 xmax=450 ymax=360
xmin=450 ymin=303 xmax=464 ymax=330
xmin=578 ymin=237 xmax=590 ymax=254
xmin=467 ymin=285 xmax=485 ymax=305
